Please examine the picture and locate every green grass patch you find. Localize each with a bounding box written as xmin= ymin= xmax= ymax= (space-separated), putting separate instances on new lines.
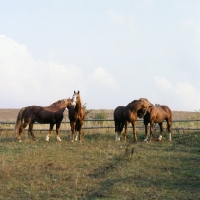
xmin=0 ymin=129 xmax=200 ymax=199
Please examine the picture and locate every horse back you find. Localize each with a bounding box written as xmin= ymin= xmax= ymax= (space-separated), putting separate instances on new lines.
xmin=158 ymin=106 xmax=172 ymax=116
xmin=22 ymin=106 xmax=41 ymax=119
xmin=152 ymin=105 xmax=172 ymax=122
xmin=114 ymin=106 xmax=125 ymax=121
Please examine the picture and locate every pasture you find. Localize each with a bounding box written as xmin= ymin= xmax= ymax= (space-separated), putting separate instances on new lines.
xmin=0 ymin=128 xmax=200 ymax=200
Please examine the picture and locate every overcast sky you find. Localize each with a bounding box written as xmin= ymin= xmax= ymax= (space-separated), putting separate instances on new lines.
xmin=0 ymin=0 xmax=200 ymax=111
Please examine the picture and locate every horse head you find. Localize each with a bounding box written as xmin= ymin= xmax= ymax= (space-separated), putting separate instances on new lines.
xmin=63 ymin=98 xmax=72 ymax=108
xmin=138 ymin=98 xmax=152 ymax=117
xmin=137 ymin=109 xmax=144 ymax=118
xmin=71 ymin=90 xmax=81 ymax=107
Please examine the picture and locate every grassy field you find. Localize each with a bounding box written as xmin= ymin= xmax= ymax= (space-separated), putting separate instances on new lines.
xmin=0 ymin=129 xmax=200 ymax=200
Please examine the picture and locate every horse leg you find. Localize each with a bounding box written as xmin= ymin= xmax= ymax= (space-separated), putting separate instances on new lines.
xmin=167 ymin=118 xmax=172 ymax=141
xmin=74 ymin=123 xmax=79 ymax=141
xmin=75 ymin=131 xmax=79 ymax=141
xmin=118 ymin=122 xmax=124 ymax=141
xmin=149 ymin=122 xmax=155 ymax=142
xmin=124 ymin=122 xmax=128 ymax=142
xmin=28 ymin=123 xmax=37 ymax=141
xmin=158 ymin=122 xmax=164 ymax=141
xmin=115 ymin=120 xmax=121 ymax=141
xmin=131 ymin=121 xmax=137 ymax=142
xmin=70 ymin=122 xmax=76 ymax=142
xmin=18 ymin=121 xmax=30 ymax=142
xmin=78 ymin=121 xmax=84 ymax=142
xmin=46 ymin=123 xmax=54 ymax=141
xmin=144 ymin=123 xmax=148 ymax=142
xmin=114 ymin=120 xmax=119 ymax=140
xmin=56 ymin=122 xmax=62 ymax=142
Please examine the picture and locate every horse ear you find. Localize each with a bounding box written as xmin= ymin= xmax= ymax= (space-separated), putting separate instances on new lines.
xmin=78 ymin=91 xmax=80 ymax=94
xmin=74 ymin=90 xmax=75 ymax=94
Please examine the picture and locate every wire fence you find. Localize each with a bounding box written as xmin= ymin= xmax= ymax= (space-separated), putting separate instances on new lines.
xmin=1 ymin=119 xmax=200 ymax=132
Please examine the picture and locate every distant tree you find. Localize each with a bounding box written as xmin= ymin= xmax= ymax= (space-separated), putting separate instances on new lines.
xmin=82 ymin=103 xmax=92 ymax=116
xmin=93 ymin=109 xmax=108 ymax=125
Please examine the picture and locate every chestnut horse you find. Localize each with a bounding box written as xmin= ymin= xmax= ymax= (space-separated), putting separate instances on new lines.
xmin=14 ymin=98 xmax=71 ymax=142
xmin=141 ymin=104 xmax=172 ymax=142
xmin=68 ymin=91 xmax=85 ymax=142
xmin=114 ymin=98 xmax=152 ymax=142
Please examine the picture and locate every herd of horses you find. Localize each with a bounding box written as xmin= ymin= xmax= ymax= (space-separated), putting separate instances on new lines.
xmin=14 ymin=91 xmax=172 ymax=143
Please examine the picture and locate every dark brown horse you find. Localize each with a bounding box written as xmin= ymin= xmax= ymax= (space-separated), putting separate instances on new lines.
xmin=114 ymin=105 xmax=146 ymax=141
xmin=14 ymin=98 xmax=72 ymax=142
xmin=114 ymin=98 xmax=152 ymax=142
xmin=140 ymin=104 xmax=172 ymax=142
xmin=114 ymin=106 xmax=125 ymax=141
xmin=68 ymin=91 xmax=85 ymax=142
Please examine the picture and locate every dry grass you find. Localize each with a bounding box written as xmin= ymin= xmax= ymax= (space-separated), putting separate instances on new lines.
xmin=0 ymin=108 xmax=198 ymax=122
xmin=0 ymin=129 xmax=200 ymax=200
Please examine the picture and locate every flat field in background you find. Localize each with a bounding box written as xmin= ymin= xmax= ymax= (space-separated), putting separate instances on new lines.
xmin=0 ymin=128 xmax=200 ymax=200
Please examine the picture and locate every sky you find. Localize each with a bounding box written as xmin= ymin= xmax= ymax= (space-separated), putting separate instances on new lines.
xmin=0 ymin=0 xmax=200 ymax=111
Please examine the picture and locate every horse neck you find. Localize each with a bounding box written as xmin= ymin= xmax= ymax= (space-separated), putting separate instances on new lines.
xmin=75 ymin=101 xmax=82 ymax=113
xmin=65 ymin=101 xmax=71 ymax=109
xmin=59 ymin=99 xmax=71 ymax=109
xmin=128 ymin=102 xmax=142 ymax=112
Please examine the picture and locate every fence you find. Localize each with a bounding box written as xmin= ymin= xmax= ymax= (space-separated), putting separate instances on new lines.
xmin=1 ymin=119 xmax=200 ymax=132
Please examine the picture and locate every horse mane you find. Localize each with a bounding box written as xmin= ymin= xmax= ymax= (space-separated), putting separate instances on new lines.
xmin=50 ymin=98 xmax=70 ymax=107
xmin=130 ymin=99 xmax=140 ymax=104
xmin=50 ymin=100 xmax=62 ymax=106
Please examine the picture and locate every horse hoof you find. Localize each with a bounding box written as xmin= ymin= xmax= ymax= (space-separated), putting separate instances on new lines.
xmin=18 ymin=140 xmax=22 ymax=143
xmin=57 ymin=138 xmax=62 ymax=142
xmin=158 ymin=135 xmax=162 ymax=141
xmin=144 ymin=139 xmax=148 ymax=142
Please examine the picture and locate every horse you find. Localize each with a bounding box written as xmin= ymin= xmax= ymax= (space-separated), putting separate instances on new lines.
xmin=140 ymin=104 xmax=172 ymax=142
xmin=14 ymin=98 xmax=72 ymax=142
xmin=113 ymin=106 xmax=125 ymax=141
xmin=114 ymin=105 xmax=147 ymax=141
xmin=114 ymin=98 xmax=152 ymax=142
xmin=68 ymin=91 xmax=85 ymax=142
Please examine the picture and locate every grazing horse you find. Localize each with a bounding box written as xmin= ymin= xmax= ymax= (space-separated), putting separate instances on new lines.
xmin=14 ymin=98 xmax=72 ymax=142
xmin=114 ymin=98 xmax=151 ymax=142
xmin=68 ymin=91 xmax=85 ymax=142
xmin=141 ymin=104 xmax=172 ymax=142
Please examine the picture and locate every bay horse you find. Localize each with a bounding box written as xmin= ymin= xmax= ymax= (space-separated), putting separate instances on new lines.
xmin=114 ymin=98 xmax=152 ymax=142
xmin=140 ymin=104 xmax=172 ymax=142
xmin=14 ymin=98 xmax=72 ymax=142
xmin=68 ymin=91 xmax=85 ymax=142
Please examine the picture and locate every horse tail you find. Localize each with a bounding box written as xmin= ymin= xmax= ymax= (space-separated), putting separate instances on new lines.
xmin=14 ymin=107 xmax=25 ymax=135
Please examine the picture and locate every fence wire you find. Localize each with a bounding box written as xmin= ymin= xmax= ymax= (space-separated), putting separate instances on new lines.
xmin=1 ymin=119 xmax=200 ymax=132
